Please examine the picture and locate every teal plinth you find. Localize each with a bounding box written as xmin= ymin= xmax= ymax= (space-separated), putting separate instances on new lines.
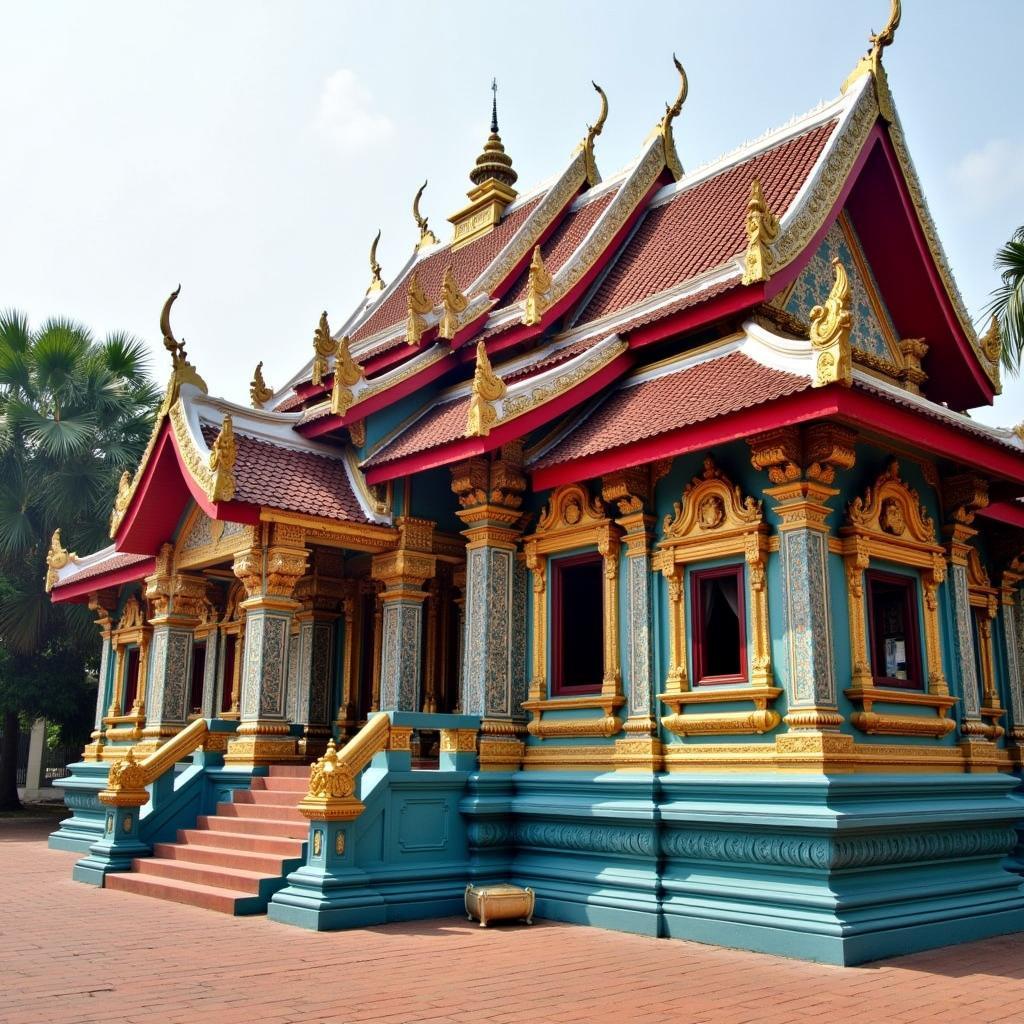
xmin=73 ymin=804 xmax=150 ymax=886
xmin=49 ymin=761 xmax=110 ymax=852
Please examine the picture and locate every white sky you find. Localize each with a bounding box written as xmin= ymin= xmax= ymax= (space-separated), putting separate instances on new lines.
xmin=1 ymin=1 xmax=1022 ymax=426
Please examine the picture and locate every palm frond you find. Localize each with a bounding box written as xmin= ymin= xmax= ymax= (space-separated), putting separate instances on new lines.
xmin=985 ymin=228 xmax=1024 ymax=375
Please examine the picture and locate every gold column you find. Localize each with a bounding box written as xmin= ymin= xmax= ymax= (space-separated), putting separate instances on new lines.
xmin=83 ymin=593 xmax=116 ymax=761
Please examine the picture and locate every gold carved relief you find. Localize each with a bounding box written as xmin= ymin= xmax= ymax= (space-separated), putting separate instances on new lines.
xmin=310 ymin=311 xmax=338 ymax=388
xmin=740 ymin=178 xmax=780 ymax=285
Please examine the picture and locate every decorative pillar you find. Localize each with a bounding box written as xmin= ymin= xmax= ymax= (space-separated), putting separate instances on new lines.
xmin=422 ymin=577 xmax=441 ymax=713
xmin=334 ymin=581 xmax=361 ymax=739
xmin=999 ymin=554 xmax=1024 ymax=763
xmin=370 ymin=582 xmax=384 ymax=713
xmin=603 ymin=467 xmax=661 ymax=769
xmin=103 ymin=595 xmax=150 ymax=745
xmin=227 ymin=524 xmax=309 ymax=764
xmin=749 ymin=425 xmax=856 ymax=736
xmin=138 ymin=545 xmax=209 ymax=753
xmin=452 ymin=449 xmax=527 ymax=768
xmin=371 ymin=517 xmax=436 ymax=713
xmin=196 ymin=607 xmax=220 ymax=720
xmin=83 ymin=593 xmax=116 ymax=760
xmin=452 ymin=566 xmax=467 ymax=714
xmin=291 ymin=579 xmax=338 ymax=756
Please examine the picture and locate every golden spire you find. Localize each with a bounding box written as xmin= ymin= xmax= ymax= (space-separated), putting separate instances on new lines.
xmin=809 ymin=257 xmax=853 ymax=388
xmin=741 ymin=179 xmax=781 ymax=285
xmin=577 ymin=81 xmax=608 ymax=188
xmin=330 ymin=336 xmax=364 ymax=417
xmin=652 ymin=54 xmax=687 ymax=181
xmin=523 ymin=246 xmax=554 ymax=327
xmin=44 ymin=528 xmax=77 ymax=593
xmin=449 ymin=80 xmax=520 ymax=249
xmin=465 ymin=341 xmax=507 ymax=437
xmin=249 ymin=361 xmax=273 ymax=408
xmin=438 ymin=266 xmax=469 ymax=340
xmin=310 ymin=311 xmax=339 ymax=387
xmin=406 ymin=272 xmax=433 ymax=346
xmin=841 ymin=0 xmax=901 ymax=122
xmin=413 ymin=181 xmax=439 ymax=250
xmin=367 ymin=230 xmax=385 ymax=294
xmin=208 ymin=414 xmax=237 ymax=503
xmin=157 ymin=286 xmax=208 ymax=415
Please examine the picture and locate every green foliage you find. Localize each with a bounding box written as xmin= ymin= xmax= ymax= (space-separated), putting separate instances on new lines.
xmin=0 ymin=310 xmax=160 ymax=722
xmin=987 ymin=226 xmax=1024 ymax=375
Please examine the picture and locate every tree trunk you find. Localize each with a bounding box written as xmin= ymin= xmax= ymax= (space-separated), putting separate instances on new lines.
xmin=0 ymin=709 xmax=23 ymax=811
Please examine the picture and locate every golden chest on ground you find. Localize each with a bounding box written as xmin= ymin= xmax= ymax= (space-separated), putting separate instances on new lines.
xmin=464 ymin=884 xmax=535 ymax=927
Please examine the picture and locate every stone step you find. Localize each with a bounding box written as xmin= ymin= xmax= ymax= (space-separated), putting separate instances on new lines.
xmin=152 ymin=842 xmax=300 ymax=876
xmin=215 ymin=802 xmax=306 ymax=823
xmin=130 ymin=856 xmax=269 ymax=894
xmin=266 ymin=764 xmax=311 ymax=779
xmin=176 ymin=827 xmax=305 ymax=856
xmin=251 ymin=775 xmax=309 ymax=794
xmin=230 ymin=789 xmax=304 ymax=809
xmin=106 ymin=872 xmax=265 ymax=915
xmin=197 ymin=814 xmax=308 ymax=840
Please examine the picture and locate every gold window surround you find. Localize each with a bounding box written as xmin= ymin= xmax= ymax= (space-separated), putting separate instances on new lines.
xmin=217 ymin=581 xmax=246 ymax=720
xmin=522 ymin=484 xmax=624 ymax=740
xmin=103 ymin=594 xmax=151 ymax=748
xmin=654 ymin=458 xmax=781 ymax=737
xmin=840 ymin=460 xmax=956 ymax=738
xmin=965 ymin=546 xmax=1004 ymax=738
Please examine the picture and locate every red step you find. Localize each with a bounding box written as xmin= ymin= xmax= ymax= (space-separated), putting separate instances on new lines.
xmin=251 ymin=776 xmax=309 ymax=794
xmin=153 ymin=841 xmax=300 ymax=875
xmin=232 ymin=789 xmax=303 ymax=808
xmin=175 ymin=827 xmax=304 ymax=856
xmin=197 ymin=814 xmax=307 ymax=839
xmin=215 ymin=801 xmax=305 ymax=822
xmin=106 ymin=872 xmax=266 ymax=914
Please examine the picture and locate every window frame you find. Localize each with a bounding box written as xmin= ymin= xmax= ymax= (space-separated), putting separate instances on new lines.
xmin=690 ymin=563 xmax=748 ymax=687
xmin=550 ymin=551 xmax=606 ymax=696
xmin=865 ymin=568 xmax=924 ymax=690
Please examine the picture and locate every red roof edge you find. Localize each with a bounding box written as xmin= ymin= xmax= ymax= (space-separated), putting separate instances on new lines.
xmin=979 ymin=500 xmax=1024 ymax=530
xmin=51 ymin=556 xmax=157 ymax=604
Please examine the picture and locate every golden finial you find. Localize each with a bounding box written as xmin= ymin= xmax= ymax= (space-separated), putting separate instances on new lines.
xmin=741 ymin=179 xmax=781 ymax=285
xmin=653 ymin=54 xmax=687 ymax=181
xmin=249 ymin=361 xmax=273 ymax=408
xmin=208 ymin=413 xmax=237 ymax=503
xmin=578 ymin=81 xmax=608 ymax=187
xmin=330 ymin=336 xmax=365 ymax=417
xmin=311 ymin=311 xmax=339 ymax=387
xmin=413 ymin=181 xmax=439 ymax=250
xmin=841 ymin=0 xmax=901 ymax=122
xmin=44 ymin=528 xmax=77 ymax=593
xmin=523 ymin=246 xmax=554 ymax=327
xmin=110 ymin=470 xmax=132 ymax=537
xmin=406 ymin=272 xmax=433 ymax=346
xmin=979 ymin=315 xmax=1002 ymax=364
xmin=465 ymin=341 xmax=507 ymax=437
xmin=157 ymin=286 xmax=207 ymax=415
xmin=438 ymin=266 xmax=469 ymax=340
xmin=809 ymin=257 xmax=853 ymax=388
xmin=367 ymin=230 xmax=385 ymax=294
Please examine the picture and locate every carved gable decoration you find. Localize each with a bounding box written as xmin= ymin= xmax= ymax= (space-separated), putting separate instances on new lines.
xmin=537 ymin=483 xmax=607 ymax=534
xmin=118 ymin=596 xmax=145 ymax=631
xmin=846 ymin=460 xmax=936 ymax=547
xmin=662 ymin=458 xmax=763 ymax=541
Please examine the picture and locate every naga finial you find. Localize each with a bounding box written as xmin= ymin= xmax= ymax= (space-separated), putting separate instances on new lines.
xmin=208 ymin=413 xmax=236 ymax=503
xmin=330 ymin=335 xmax=364 ymax=418
xmin=249 ymin=361 xmax=273 ymax=408
xmin=367 ymin=229 xmax=385 ymax=294
xmin=160 ymin=284 xmax=182 ymax=357
xmin=413 ymin=181 xmax=439 ymax=250
xmin=523 ymin=246 xmax=554 ymax=327
xmin=406 ymin=272 xmax=434 ymax=346
xmin=579 ymin=81 xmax=608 ymax=187
xmin=653 ymin=54 xmax=687 ymax=181
xmin=741 ymin=178 xmax=780 ymax=285
xmin=465 ymin=341 xmax=507 ymax=438
xmin=809 ymin=257 xmax=854 ymax=388
xmin=157 ymin=285 xmax=207 ymax=414
xmin=44 ymin=528 xmax=77 ymax=593
xmin=841 ymin=0 xmax=901 ymax=122
xmin=869 ymin=0 xmax=901 ymax=60
xmin=438 ymin=266 xmax=469 ymax=341
xmin=311 ymin=311 xmax=339 ymax=387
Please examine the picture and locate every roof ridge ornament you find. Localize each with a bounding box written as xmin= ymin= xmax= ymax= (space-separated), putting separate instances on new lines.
xmin=741 ymin=179 xmax=781 ymax=285
xmin=576 ymin=81 xmax=608 ymax=188
xmin=330 ymin=335 xmax=365 ymax=417
xmin=652 ymin=54 xmax=687 ymax=181
xmin=523 ymin=246 xmax=554 ymax=327
xmin=208 ymin=413 xmax=237 ymax=503
xmin=438 ymin=265 xmax=469 ymax=340
xmin=249 ymin=361 xmax=273 ymax=408
xmin=367 ymin=229 xmax=386 ymax=294
xmin=809 ymin=256 xmax=854 ymax=388
xmin=44 ymin=528 xmax=78 ymax=593
xmin=841 ymin=0 xmax=901 ymax=123
xmin=406 ymin=271 xmax=433 ymax=346
xmin=465 ymin=341 xmax=507 ymax=437
xmin=311 ymin=310 xmax=339 ymax=387
xmin=158 ymin=286 xmax=208 ymax=416
xmin=413 ymin=181 xmax=439 ymax=250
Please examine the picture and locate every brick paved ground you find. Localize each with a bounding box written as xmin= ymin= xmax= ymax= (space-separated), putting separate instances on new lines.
xmin=3 ymin=817 xmax=1024 ymax=1024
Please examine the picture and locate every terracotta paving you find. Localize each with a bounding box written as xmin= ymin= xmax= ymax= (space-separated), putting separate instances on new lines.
xmin=3 ymin=817 xmax=1024 ymax=1024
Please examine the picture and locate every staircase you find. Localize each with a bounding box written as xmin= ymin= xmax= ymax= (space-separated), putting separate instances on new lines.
xmin=105 ymin=765 xmax=309 ymax=914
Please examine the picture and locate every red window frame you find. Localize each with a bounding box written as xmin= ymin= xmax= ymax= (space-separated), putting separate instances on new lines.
xmin=865 ymin=569 xmax=923 ymax=690
xmin=551 ymin=551 xmax=605 ymax=696
xmin=690 ymin=564 xmax=747 ymax=686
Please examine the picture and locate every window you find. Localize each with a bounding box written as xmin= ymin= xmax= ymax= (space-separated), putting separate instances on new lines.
xmin=691 ymin=565 xmax=747 ymax=685
xmin=122 ymin=646 xmax=141 ymax=714
xmin=188 ymin=642 xmax=207 ymax=716
xmin=220 ymin=635 xmax=237 ymax=713
xmin=551 ymin=553 xmax=605 ymax=694
xmin=866 ymin=570 xmax=922 ymax=689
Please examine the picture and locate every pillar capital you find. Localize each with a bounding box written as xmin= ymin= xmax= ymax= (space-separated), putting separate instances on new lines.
xmin=747 ymin=423 xmax=856 ymax=489
xmin=371 ymin=549 xmax=436 ymax=595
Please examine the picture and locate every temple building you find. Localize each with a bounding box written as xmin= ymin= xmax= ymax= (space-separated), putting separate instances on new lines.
xmin=46 ymin=3 xmax=1024 ymax=965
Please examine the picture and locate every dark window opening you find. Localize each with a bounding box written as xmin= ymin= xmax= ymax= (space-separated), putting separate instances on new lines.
xmin=691 ymin=565 xmax=747 ymax=685
xmin=189 ymin=642 xmax=207 ymax=715
xmin=221 ymin=635 xmax=237 ymax=713
xmin=552 ymin=553 xmax=604 ymax=694
xmin=122 ymin=646 xmax=141 ymax=714
xmin=867 ymin=570 xmax=922 ymax=689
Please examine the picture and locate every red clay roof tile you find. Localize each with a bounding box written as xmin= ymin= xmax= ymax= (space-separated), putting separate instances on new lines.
xmin=52 ymin=551 xmax=151 ymax=591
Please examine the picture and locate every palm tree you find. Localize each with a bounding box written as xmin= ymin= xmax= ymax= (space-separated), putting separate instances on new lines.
xmin=0 ymin=310 xmax=161 ymax=809
xmin=987 ymin=226 xmax=1024 ymax=374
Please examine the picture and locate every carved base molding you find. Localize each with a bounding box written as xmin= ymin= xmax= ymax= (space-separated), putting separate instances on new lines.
xmin=660 ymin=687 xmax=782 ymax=737
xmin=523 ymin=695 xmax=624 ymax=740
xmin=784 ymin=707 xmax=844 ymax=730
xmin=613 ymin=736 xmax=664 ymax=772
xmin=845 ymin=686 xmax=958 ymax=739
xmin=478 ymin=737 xmax=525 ymax=771
xmin=224 ymin=735 xmax=300 ymax=765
